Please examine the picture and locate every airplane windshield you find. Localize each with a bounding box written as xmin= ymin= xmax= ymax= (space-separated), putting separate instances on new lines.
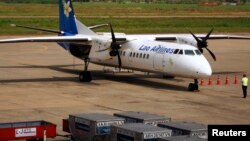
xmin=185 ymin=50 xmax=195 ymax=55
xmin=178 ymin=50 xmax=183 ymax=55
xmin=195 ymin=50 xmax=201 ymax=55
xmin=174 ymin=49 xmax=179 ymax=54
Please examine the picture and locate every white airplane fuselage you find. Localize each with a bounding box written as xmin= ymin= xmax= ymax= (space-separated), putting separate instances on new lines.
xmin=76 ymin=36 xmax=212 ymax=79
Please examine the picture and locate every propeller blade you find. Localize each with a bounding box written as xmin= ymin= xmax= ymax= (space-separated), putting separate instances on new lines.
xmin=189 ymin=31 xmax=200 ymax=43
xmin=190 ymin=28 xmax=216 ymax=61
xmin=204 ymin=27 xmax=214 ymax=41
xmin=110 ymin=24 xmax=116 ymax=43
xmin=205 ymin=47 xmax=216 ymax=61
xmin=199 ymin=48 xmax=204 ymax=54
xmin=117 ymin=50 xmax=122 ymax=69
xmin=109 ymin=24 xmax=122 ymax=68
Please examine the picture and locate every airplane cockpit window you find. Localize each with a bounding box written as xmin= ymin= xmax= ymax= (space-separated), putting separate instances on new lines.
xmin=195 ymin=50 xmax=201 ymax=55
xmin=174 ymin=49 xmax=179 ymax=54
xmin=185 ymin=50 xmax=195 ymax=55
xmin=178 ymin=50 xmax=183 ymax=55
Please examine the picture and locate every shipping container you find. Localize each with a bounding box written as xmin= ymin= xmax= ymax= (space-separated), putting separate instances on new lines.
xmin=158 ymin=122 xmax=207 ymax=139
xmin=111 ymin=123 xmax=172 ymax=141
xmin=114 ymin=111 xmax=171 ymax=126
xmin=158 ymin=135 xmax=207 ymax=141
xmin=0 ymin=120 xmax=56 ymax=141
xmin=68 ymin=113 xmax=125 ymax=141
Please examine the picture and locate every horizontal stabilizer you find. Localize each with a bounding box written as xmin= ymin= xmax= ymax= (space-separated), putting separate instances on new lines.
xmin=11 ymin=24 xmax=63 ymax=34
xmin=88 ymin=24 xmax=109 ymax=29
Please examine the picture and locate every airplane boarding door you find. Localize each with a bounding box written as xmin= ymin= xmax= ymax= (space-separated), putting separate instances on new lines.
xmin=153 ymin=53 xmax=164 ymax=70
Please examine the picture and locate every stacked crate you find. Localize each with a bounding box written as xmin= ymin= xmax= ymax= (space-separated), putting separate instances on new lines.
xmin=114 ymin=111 xmax=171 ymax=126
xmin=158 ymin=122 xmax=207 ymax=139
xmin=68 ymin=113 xmax=125 ymax=141
xmin=111 ymin=123 xmax=172 ymax=141
xmin=158 ymin=135 xmax=207 ymax=141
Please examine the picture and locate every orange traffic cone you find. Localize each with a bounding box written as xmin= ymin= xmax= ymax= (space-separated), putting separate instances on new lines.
xmin=225 ymin=75 xmax=230 ymax=85
xmin=200 ymin=78 xmax=205 ymax=86
xmin=208 ymin=78 xmax=213 ymax=86
xmin=234 ymin=75 xmax=239 ymax=84
xmin=216 ymin=76 xmax=221 ymax=85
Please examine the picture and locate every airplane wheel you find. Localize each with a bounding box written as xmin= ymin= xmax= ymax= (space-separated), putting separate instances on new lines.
xmin=79 ymin=71 xmax=92 ymax=82
xmin=188 ymin=83 xmax=198 ymax=91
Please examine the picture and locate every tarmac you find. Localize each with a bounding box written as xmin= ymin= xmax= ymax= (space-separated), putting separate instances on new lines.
xmin=0 ymin=38 xmax=250 ymax=140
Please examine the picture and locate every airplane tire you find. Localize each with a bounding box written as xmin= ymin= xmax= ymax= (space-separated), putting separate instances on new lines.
xmin=188 ymin=83 xmax=198 ymax=91
xmin=79 ymin=71 xmax=92 ymax=82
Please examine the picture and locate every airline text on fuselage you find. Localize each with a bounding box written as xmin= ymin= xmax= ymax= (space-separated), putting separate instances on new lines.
xmin=138 ymin=45 xmax=175 ymax=54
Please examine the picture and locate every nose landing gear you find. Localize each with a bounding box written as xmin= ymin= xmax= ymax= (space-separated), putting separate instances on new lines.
xmin=188 ymin=79 xmax=199 ymax=91
xmin=79 ymin=58 xmax=92 ymax=82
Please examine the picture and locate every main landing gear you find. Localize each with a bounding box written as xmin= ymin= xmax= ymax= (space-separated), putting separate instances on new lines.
xmin=188 ymin=79 xmax=199 ymax=91
xmin=79 ymin=58 xmax=92 ymax=82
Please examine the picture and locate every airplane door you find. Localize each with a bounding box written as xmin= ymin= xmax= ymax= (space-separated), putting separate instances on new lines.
xmin=153 ymin=53 xmax=164 ymax=70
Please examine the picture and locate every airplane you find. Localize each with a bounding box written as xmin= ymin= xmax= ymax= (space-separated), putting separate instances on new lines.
xmin=0 ymin=0 xmax=250 ymax=91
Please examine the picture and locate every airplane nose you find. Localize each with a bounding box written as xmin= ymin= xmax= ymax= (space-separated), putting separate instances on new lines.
xmin=197 ymin=63 xmax=212 ymax=77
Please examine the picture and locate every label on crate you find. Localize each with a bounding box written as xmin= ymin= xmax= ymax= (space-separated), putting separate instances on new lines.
xmin=97 ymin=121 xmax=124 ymax=127
xmin=191 ymin=131 xmax=208 ymax=138
xmin=143 ymin=131 xmax=171 ymax=139
xmin=15 ymin=128 xmax=36 ymax=137
xmin=144 ymin=120 xmax=169 ymax=126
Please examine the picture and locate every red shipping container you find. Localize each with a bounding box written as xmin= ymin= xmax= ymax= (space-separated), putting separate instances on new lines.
xmin=0 ymin=120 xmax=56 ymax=141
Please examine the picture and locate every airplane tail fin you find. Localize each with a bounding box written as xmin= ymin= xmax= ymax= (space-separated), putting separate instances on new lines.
xmin=59 ymin=0 xmax=95 ymax=35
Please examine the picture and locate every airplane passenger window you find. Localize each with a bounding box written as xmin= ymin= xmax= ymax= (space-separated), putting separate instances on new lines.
xmin=185 ymin=50 xmax=195 ymax=55
xmin=143 ymin=54 xmax=146 ymax=59
xmin=178 ymin=50 xmax=183 ymax=55
xmin=139 ymin=53 xmax=142 ymax=58
xmin=174 ymin=49 xmax=179 ymax=54
xmin=147 ymin=54 xmax=149 ymax=59
xmin=133 ymin=52 xmax=136 ymax=57
xmin=195 ymin=50 xmax=201 ymax=55
xmin=123 ymin=51 xmax=126 ymax=56
xmin=136 ymin=53 xmax=139 ymax=58
xmin=130 ymin=52 xmax=132 ymax=57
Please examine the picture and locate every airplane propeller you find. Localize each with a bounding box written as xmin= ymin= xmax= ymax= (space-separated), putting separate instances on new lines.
xmin=189 ymin=28 xmax=216 ymax=61
xmin=109 ymin=24 xmax=122 ymax=69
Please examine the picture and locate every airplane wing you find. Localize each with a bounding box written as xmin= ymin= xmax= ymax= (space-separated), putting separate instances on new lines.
xmin=123 ymin=34 xmax=250 ymax=41
xmin=0 ymin=35 xmax=92 ymax=43
xmin=100 ymin=33 xmax=250 ymax=43
xmin=155 ymin=34 xmax=250 ymax=41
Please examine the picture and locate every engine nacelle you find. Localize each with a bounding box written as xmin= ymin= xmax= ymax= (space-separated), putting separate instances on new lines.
xmin=89 ymin=38 xmax=112 ymax=60
xmin=176 ymin=36 xmax=197 ymax=47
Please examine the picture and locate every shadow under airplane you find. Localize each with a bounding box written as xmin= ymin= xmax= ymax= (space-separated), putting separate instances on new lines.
xmin=0 ymin=64 xmax=191 ymax=91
